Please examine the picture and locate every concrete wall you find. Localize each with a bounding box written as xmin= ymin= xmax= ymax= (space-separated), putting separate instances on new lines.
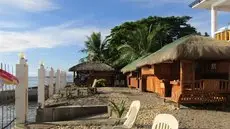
xmin=36 ymin=105 xmax=108 ymax=122
xmin=0 ymin=87 xmax=49 ymax=102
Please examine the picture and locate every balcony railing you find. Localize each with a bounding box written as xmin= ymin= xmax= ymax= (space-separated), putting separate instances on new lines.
xmin=183 ymin=79 xmax=230 ymax=93
xmin=189 ymin=0 xmax=204 ymax=7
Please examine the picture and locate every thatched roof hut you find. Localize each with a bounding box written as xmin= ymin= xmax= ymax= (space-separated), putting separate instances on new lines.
xmin=121 ymin=55 xmax=149 ymax=74
xmin=69 ymin=62 xmax=114 ymax=72
xmin=69 ymin=62 xmax=117 ymax=86
xmin=137 ymin=35 xmax=230 ymax=67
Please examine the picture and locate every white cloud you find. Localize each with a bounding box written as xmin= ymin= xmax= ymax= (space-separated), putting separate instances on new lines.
xmin=0 ymin=22 xmax=109 ymax=52
xmin=0 ymin=21 xmax=30 ymax=29
xmin=0 ymin=0 xmax=59 ymax=12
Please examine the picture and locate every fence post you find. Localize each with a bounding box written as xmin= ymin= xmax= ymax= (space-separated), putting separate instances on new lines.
xmin=60 ymin=71 xmax=63 ymax=89
xmin=49 ymin=67 xmax=54 ymax=97
xmin=15 ymin=53 xmax=28 ymax=125
xmin=38 ymin=63 xmax=45 ymax=108
xmin=61 ymin=71 xmax=66 ymax=89
xmin=63 ymin=71 xmax=67 ymax=87
xmin=55 ymin=69 xmax=61 ymax=92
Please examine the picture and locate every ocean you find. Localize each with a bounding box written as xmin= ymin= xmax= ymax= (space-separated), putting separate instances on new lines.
xmin=29 ymin=75 xmax=73 ymax=87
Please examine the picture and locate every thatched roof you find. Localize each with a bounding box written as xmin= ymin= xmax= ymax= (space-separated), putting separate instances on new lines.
xmin=137 ymin=35 xmax=230 ymax=67
xmin=69 ymin=62 xmax=115 ymax=72
xmin=121 ymin=55 xmax=149 ymax=74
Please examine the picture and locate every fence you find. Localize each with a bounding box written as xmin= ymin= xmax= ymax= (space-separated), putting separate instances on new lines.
xmin=0 ymin=55 xmax=68 ymax=128
xmin=0 ymin=63 xmax=16 ymax=129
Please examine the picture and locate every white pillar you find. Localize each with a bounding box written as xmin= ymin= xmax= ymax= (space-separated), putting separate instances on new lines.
xmin=15 ymin=54 xmax=28 ymax=124
xmin=60 ymin=71 xmax=64 ymax=89
xmin=49 ymin=67 xmax=54 ymax=97
xmin=64 ymin=72 xmax=67 ymax=87
xmin=61 ymin=71 xmax=67 ymax=88
xmin=38 ymin=63 xmax=45 ymax=108
xmin=55 ymin=69 xmax=61 ymax=92
xmin=211 ymin=6 xmax=217 ymax=38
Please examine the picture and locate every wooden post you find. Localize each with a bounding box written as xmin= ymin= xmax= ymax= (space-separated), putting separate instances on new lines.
xmin=15 ymin=53 xmax=28 ymax=124
xmin=38 ymin=63 xmax=45 ymax=108
xmin=49 ymin=67 xmax=54 ymax=97
xmin=228 ymin=62 xmax=230 ymax=93
xmin=73 ymin=71 xmax=75 ymax=81
xmin=180 ymin=61 xmax=183 ymax=92
xmin=192 ymin=61 xmax=196 ymax=91
xmin=178 ymin=61 xmax=184 ymax=108
xmin=228 ymin=31 xmax=230 ymax=41
xmin=225 ymin=31 xmax=228 ymax=41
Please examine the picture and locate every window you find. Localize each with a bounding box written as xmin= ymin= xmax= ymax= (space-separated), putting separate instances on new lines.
xmin=211 ymin=63 xmax=216 ymax=70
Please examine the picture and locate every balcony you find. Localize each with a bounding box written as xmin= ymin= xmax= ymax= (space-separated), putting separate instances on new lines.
xmin=183 ymin=79 xmax=230 ymax=93
xmin=190 ymin=0 xmax=230 ymax=11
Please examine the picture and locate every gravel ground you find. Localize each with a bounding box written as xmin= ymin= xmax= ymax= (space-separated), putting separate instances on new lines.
xmin=27 ymin=87 xmax=230 ymax=129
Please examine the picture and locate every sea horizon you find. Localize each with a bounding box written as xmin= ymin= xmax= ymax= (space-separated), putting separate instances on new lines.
xmin=28 ymin=76 xmax=73 ymax=88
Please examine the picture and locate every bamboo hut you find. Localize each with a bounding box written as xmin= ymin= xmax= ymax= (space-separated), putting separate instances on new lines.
xmin=69 ymin=62 xmax=115 ymax=86
xmin=123 ymin=35 xmax=230 ymax=104
xmin=121 ymin=55 xmax=149 ymax=89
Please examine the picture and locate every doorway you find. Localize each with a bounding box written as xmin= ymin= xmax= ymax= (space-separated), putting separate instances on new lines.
xmin=164 ymin=81 xmax=172 ymax=97
xmin=141 ymin=76 xmax=147 ymax=92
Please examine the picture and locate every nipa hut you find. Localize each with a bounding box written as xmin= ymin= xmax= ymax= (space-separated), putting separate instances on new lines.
xmin=121 ymin=55 xmax=149 ymax=89
xmin=69 ymin=62 xmax=115 ymax=86
xmin=122 ymin=35 xmax=230 ymax=105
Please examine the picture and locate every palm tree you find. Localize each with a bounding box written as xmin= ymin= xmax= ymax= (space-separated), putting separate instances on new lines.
xmin=113 ymin=24 xmax=167 ymax=66
xmin=80 ymin=32 xmax=107 ymax=62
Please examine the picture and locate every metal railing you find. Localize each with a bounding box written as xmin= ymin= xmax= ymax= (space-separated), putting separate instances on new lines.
xmin=0 ymin=63 xmax=16 ymax=129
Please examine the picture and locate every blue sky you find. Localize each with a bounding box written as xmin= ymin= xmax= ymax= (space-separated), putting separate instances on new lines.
xmin=0 ymin=0 xmax=230 ymax=76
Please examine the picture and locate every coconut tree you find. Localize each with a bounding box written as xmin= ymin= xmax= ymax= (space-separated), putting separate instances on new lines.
xmin=113 ymin=24 xmax=168 ymax=66
xmin=80 ymin=32 xmax=108 ymax=62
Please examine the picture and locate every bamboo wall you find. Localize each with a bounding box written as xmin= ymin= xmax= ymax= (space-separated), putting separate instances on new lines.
xmin=129 ymin=77 xmax=138 ymax=88
xmin=140 ymin=63 xmax=180 ymax=97
xmin=215 ymin=30 xmax=230 ymax=41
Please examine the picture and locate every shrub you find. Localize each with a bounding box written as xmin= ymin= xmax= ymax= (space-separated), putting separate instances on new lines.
xmin=109 ymin=100 xmax=126 ymax=118
xmin=95 ymin=79 xmax=106 ymax=87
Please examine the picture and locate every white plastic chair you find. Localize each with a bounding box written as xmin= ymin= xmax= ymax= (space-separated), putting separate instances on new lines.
xmin=92 ymin=79 xmax=97 ymax=88
xmin=124 ymin=100 xmax=140 ymax=119
xmin=88 ymin=79 xmax=97 ymax=94
xmin=152 ymin=114 xmax=178 ymax=129
xmin=112 ymin=100 xmax=141 ymax=129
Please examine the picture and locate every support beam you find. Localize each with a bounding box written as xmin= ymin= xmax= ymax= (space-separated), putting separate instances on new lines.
xmin=211 ymin=6 xmax=217 ymax=38
xmin=73 ymin=71 xmax=75 ymax=82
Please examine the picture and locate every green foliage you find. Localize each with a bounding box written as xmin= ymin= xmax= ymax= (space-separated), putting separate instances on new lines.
xmin=95 ymin=79 xmax=106 ymax=87
xmin=109 ymin=100 xmax=126 ymax=118
xmin=80 ymin=16 xmax=201 ymax=69
xmin=80 ymin=32 xmax=108 ymax=63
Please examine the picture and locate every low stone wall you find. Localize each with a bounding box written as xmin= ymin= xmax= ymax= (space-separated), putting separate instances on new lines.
xmin=36 ymin=105 xmax=108 ymax=122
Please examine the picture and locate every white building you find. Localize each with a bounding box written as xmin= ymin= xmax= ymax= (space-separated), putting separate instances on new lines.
xmin=190 ymin=0 xmax=230 ymax=40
